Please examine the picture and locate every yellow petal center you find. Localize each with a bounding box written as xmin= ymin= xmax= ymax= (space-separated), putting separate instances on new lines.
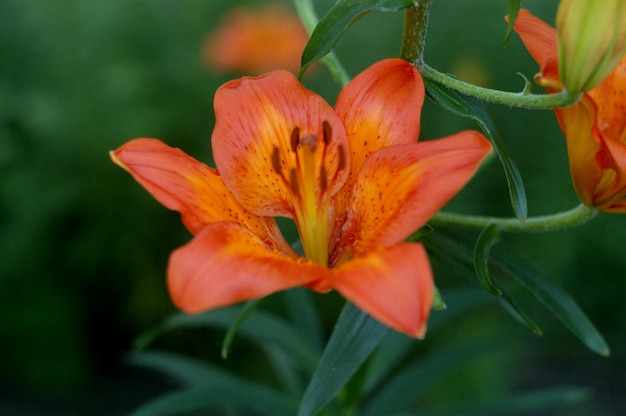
xmin=271 ymin=121 xmax=346 ymax=266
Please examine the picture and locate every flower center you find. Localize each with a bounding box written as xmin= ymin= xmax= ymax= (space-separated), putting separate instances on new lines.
xmin=271 ymin=121 xmax=346 ymax=266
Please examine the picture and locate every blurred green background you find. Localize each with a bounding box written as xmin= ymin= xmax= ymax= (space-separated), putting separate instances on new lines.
xmin=1 ymin=0 xmax=624 ymax=414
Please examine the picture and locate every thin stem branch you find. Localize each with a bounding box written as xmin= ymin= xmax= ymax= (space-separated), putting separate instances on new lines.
xmin=420 ymin=64 xmax=582 ymax=109
xmin=430 ymin=204 xmax=597 ymax=232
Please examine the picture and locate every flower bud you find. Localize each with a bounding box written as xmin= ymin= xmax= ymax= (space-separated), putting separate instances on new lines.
xmin=556 ymin=0 xmax=626 ymax=93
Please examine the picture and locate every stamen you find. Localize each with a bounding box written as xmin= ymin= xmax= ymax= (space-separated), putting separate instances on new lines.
xmin=271 ymin=146 xmax=281 ymax=173
xmin=322 ymin=120 xmax=332 ymax=145
xmin=300 ymin=134 xmax=317 ymax=152
xmin=320 ymin=165 xmax=328 ymax=192
xmin=337 ymin=144 xmax=347 ymax=171
xmin=289 ymin=168 xmax=299 ymax=194
xmin=290 ymin=126 xmax=300 ymax=152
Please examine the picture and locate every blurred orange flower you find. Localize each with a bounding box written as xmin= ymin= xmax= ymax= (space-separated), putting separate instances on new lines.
xmin=512 ymin=9 xmax=626 ymax=213
xmin=111 ymin=59 xmax=491 ymax=336
xmin=202 ymin=5 xmax=309 ymax=74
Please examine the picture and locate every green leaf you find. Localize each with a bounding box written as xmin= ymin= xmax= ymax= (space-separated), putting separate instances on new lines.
xmin=130 ymin=384 xmax=299 ymax=416
xmin=284 ymin=288 xmax=325 ymax=353
xmin=425 ymin=228 xmax=541 ymax=334
xmin=422 ymin=386 xmax=589 ymax=416
xmin=134 ymin=305 xmax=320 ymax=371
xmin=424 ymin=77 xmax=528 ymax=221
xmin=126 ymin=350 xmax=233 ymax=387
xmin=298 ymin=302 xmax=389 ymax=416
xmin=491 ymin=244 xmax=610 ymax=356
xmin=474 ymin=224 xmax=503 ymax=296
xmin=425 ymin=227 xmax=610 ymax=356
xmin=221 ymin=298 xmax=261 ymax=359
xmin=363 ymin=343 xmax=491 ymax=415
xmin=299 ymin=0 xmax=415 ymax=76
xmin=364 ymin=288 xmax=491 ymax=394
xmin=502 ymin=0 xmax=521 ymax=46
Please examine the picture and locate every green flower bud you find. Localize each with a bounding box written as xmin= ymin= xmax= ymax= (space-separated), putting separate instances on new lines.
xmin=557 ymin=0 xmax=626 ymax=93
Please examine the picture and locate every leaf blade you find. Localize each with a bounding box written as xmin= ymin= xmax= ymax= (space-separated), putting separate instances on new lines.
xmin=298 ymin=302 xmax=389 ymax=416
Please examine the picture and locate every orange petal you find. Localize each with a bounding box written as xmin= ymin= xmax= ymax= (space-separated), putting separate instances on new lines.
xmin=561 ymin=96 xmax=604 ymax=207
xmin=331 ymin=243 xmax=433 ymax=338
xmin=511 ymin=9 xmax=561 ymax=90
xmin=595 ymin=136 xmax=626 ymax=212
xmin=336 ymin=131 xmax=491 ymax=259
xmin=511 ymin=9 xmax=557 ymax=68
xmin=110 ymin=138 xmax=292 ymax=252
xmin=334 ymin=59 xmax=425 ymax=191
xmin=212 ymin=70 xmax=349 ymax=218
xmin=168 ymin=222 xmax=326 ymax=313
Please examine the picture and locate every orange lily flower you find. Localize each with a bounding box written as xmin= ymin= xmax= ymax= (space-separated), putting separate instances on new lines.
xmin=111 ymin=59 xmax=492 ymax=337
xmin=202 ymin=4 xmax=309 ymax=74
xmin=512 ymin=9 xmax=626 ymax=213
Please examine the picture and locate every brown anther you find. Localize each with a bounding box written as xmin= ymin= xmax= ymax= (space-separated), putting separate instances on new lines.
xmin=289 ymin=168 xmax=299 ymax=194
xmin=337 ymin=144 xmax=347 ymax=171
xmin=322 ymin=120 xmax=332 ymax=145
xmin=320 ymin=165 xmax=328 ymax=192
xmin=290 ymin=126 xmax=300 ymax=152
xmin=300 ymin=134 xmax=317 ymax=152
xmin=271 ymin=146 xmax=282 ymax=174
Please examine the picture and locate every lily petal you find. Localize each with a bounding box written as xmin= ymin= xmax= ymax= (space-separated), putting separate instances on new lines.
xmin=334 ymin=58 xmax=425 ymax=191
xmin=212 ymin=70 xmax=349 ymax=218
xmin=561 ymin=97 xmax=605 ymax=207
xmin=511 ymin=9 xmax=561 ymax=89
xmin=331 ymin=243 xmax=433 ymax=338
xmin=337 ymin=132 xmax=491 ymax=259
xmin=110 ymin=139 xmax=292 ymax=252
xmin=168 ymin=222 xmax=326 ymax=313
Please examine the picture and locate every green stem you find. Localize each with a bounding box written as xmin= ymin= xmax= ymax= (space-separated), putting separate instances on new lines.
xmin=293 ymin=0 xmax=351 ymax=86
xmin=420 ymin=64 xmax=581 ymax=109
xmin=399 ymin=0 xmax=432 ymax=64
xmin=430 ymin=204 xmax=597 ymax=232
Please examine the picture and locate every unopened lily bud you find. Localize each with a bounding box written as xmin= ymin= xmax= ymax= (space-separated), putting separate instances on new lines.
xmin=557 ymin=0 xmax=626 ymax=93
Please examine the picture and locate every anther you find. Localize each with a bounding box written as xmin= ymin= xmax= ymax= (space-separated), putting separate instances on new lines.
xmin=271 ymin=146 xmax=282 ymax=174
xmin=290 ymin=126 xmax=300 ymax=152
xmin=322 ymin=120 xmax=332 ymax=145
xmin=337 ymin=144 xmax=347 ymax=171
xmin=320 ymin=166 xmax=328 ymax=192
xmin=289 ymin=168 xmax=299 ymax=194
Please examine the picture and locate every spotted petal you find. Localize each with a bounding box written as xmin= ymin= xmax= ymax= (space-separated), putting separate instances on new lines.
xmin=334 ymin=58 xmax=425 ymax=193
xmin=331 ymin=243 xmax=433 ymax=338
xmin=110 ymin=138 xmax=291 ymax=252
xmin=336 ymin=131 xmax=491 ymax=260
xmin=168 ymin=222 xmax=327 ymax=312
xmin=212 ymin=70 xmax=349 ymax=218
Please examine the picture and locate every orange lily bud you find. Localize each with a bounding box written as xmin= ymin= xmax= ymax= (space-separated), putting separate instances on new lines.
xmin=557 ymin=0 xmax=626 ymax=93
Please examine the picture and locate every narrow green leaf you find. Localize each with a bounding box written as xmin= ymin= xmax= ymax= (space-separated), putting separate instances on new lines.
xmin=299 ymin=0 xmax=415 ymax=76
xmin=502 ymin=0 xmax=521 ymax=46
xmin=284 ymin=288 xmax=325 ymax=353
xmin=364 ymin=288 xmax=491 ymax=394
xmin=221 ymin=298 xmax=261 ymax=359
xmin=298 ymin=302 xmax=389 ymax=416
xmin=134 ymin=306 xmax=320 ymax=371
xmin=424 ymin=77 xmax=528 ymax=221
xmin=126 ymin=350 xmax=232 ymax=387
xmin=364 ymin=343 xmax=491 ymax=415
xmin=491 ymin=244 xmax=610 ymax=356
xmin=426 ymin=227 xmax=610 ymax=356
xmin=422 ymin=386 xmax=589 ymax=416
xmin=425 ymin=228 xmax=541 ymax=335
xmin=474 ymin=224 xmax=503 ymax=295
xmin=130 ymin=384 xmax=299 ymax=416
